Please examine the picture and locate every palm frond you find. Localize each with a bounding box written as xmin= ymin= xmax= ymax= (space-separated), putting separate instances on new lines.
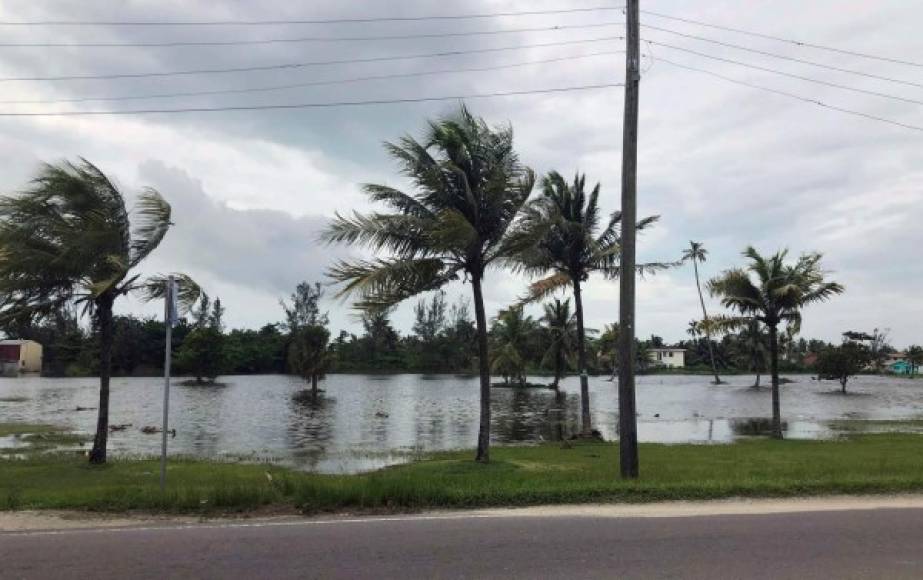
xmin=361 ymin=184 xmax=435 ymax=219
xmin=701 ymin=314 xmax=753 ymax=336
xmin=139 ymin=273 xmax=202 ymax=313
xmin=321 ymin=211 xmax=432 ymax=256
xmin=707 ymin=268 xmax=765 ymax=314
xmin=129 ymin=187 xmax=172 ymax=268
xmin=328 ymin=257 xmax=458 ymax=311
xmin=519 ymin=272 xmax=571 ymax=304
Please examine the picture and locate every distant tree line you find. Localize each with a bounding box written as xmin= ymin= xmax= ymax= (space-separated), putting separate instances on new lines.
xmin=3 ymin=281 xmax=866 ymax=382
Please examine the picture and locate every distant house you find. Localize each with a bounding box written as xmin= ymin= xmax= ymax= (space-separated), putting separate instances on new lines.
xmin=0 ymin=340 xmax=43 ymax=374
xmin=870 ymin=351 xmax=909 ymax=372
xmin=889 ymin=360 xmax=913 ymax=375
xmin=648 ymin=348 xmax=685 ymax=369
xmin=802 ymin=352 xmax=819 ymax=368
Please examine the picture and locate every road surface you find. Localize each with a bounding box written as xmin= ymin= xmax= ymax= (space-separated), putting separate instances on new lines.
xmin=2 ymin=503 xmax=922 ymax=579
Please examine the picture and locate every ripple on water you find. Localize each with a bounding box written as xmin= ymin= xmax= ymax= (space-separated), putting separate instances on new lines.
xmin=1 ymin=373 xmax=921 ymax=473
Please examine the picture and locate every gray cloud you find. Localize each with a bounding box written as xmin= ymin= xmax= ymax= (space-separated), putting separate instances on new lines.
xmin=0 ymin=0 xmax=921 ymax=345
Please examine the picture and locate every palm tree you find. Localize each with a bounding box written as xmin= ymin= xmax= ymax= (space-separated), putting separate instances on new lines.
xmin=599 ymin=322 xmax=620 ymax=380
xmin=490 ymin=306 xmax=535 ymax=386
xmin=907 ymin=345 xmax=923 ymax=377
xmin=0 ymin=159 xmax=200 ymax=464
xmin=682 ymin=241 xmax=722 ymax=384
xmin=508 ymin=171 xmax=665 ymax=437
xmin=540 ymin=299 xmax=578 ymax=389
xmin=322 ymin=106 xmax=534 ymax=463
xmin=707 ymin=247 xmax=843 ymax=438
xmin=737 ymin=320 xmax=767 ymax=388
xmin=686 ymin=320 xmax=700 ymax=339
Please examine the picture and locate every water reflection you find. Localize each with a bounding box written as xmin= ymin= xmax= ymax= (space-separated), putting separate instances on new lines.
xmin=730 ymin=418 xmax=788 ymax=437
xmin=2 ymin=373 xmax=923 ymax=473
xmin=287 ymin=393 xmax=335 ymax=471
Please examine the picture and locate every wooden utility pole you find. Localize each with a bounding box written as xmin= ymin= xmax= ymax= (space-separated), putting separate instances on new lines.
xmin=618 ymin=0 xmax=641 ymax=479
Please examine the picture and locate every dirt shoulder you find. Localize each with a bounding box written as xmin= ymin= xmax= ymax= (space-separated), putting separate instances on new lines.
xmin=4 ymin=494 xmax=923 ymax=532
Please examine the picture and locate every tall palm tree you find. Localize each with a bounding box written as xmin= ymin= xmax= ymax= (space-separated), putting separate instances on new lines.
xmin=682 ymin=241 xmax=722 ymax=384
xmin=322 ymin=106 xmax=534 ymax=463
xmin=0 ymin=159 xmax=200 ymax=464
xmin=540 ymin=299 xmax=578 ymax=389
xmin=507 ymin=171 xmax=664 ymax=437
xmin=707 ymin=247 xmax=843 ymax=438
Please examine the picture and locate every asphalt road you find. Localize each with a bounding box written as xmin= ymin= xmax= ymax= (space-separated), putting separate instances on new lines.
xmin=2 ymin=508 xmax=922 ymax=579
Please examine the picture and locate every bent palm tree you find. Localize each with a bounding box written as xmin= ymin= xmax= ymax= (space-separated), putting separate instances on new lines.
xmin=540 ymin=299 xmax=578 ymax=389
xmin=507 ymin=171 xmax=666 ymax=436
xmin=707 ymin=247 xmax=843 ymax=439
xmin=683 ymin=241 xmax=722 ymax=384
xmin=0 ymin=159 xmax=200 ymax=464
xmin=323 ymin=106 xmax=534 ymax=463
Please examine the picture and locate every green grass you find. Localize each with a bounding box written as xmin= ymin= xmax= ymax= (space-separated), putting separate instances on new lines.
xmin=3 ymin=434 xmax=923 ymax=514
xmin=0 ymin=423 xmax=63 ymax=437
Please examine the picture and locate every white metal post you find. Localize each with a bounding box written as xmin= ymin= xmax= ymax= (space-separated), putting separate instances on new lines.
xmin=160 ymin=275 xmax=174 ymax=490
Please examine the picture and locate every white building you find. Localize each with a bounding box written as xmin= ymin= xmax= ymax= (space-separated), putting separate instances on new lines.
xmin=648 ymin=348 xmax=685 ymax=368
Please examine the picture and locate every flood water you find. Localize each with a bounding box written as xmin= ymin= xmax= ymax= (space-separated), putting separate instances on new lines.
xmin=2 ymin=373 xmax=922 ymax=473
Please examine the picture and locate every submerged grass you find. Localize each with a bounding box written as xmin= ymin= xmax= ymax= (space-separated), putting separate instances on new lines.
xmin=0 ymin=423 xmax=63 ymax=437
xmin=3 ymin=434 xmax=923 ymax=514
xmin=0 ymin=396 xmax=29 ymax=403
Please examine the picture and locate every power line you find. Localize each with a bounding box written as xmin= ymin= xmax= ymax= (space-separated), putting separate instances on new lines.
xmin=0 ymin=51 xmax=625 ymax=105
xmin=652 ymin=56 xmax=923 ymax=133
xmin=642 ymin=23 xmax=923 ymax=90
xmin=0 ymin=6 xmax=626 ymax=26
xmin=0 ymin=35 xmax=624 ymax=82
xmin=641 ymin=9 xmax=923 ymax=69
xmin=645 ymin=39 xmax=923 ymax=107
xmin=0 ymin=21 xmax=625 ymax=48
xmin=0 ymin=82 xmax=624 ymax=116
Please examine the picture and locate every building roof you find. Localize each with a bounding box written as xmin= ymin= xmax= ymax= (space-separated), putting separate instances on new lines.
xmin=650 ymin=347 xmax=685 ymax=353
xmin=0 ymin=339 xmax=40 ymax=346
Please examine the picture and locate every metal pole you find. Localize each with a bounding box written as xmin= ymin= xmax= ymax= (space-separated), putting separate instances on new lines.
xmin=160 ymin=275 xmax=173 ymax=490
xmin=618 ymin=0 xmax=641 ymax=479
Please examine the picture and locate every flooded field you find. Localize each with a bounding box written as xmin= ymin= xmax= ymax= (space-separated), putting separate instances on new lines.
xmin=1 ymin=373 xmax=921 ymax=473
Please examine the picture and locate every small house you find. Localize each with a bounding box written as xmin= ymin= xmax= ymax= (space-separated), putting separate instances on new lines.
xmin=0 ymin=340 xmax=43 ymax=374
xmin=648 ymin=348 xmax=685 ymax=369
xmin=889 ymin=360 xmax=913 ymax=375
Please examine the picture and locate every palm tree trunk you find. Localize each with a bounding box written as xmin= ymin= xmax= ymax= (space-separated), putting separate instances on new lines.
xmin=311 ymin=373 xmax=318 ymax=397
xmin=693 ymin=259 xmax=721 ymax=384
xmin=768 ymin=324 xmax=783 ymax=439
xmin=754 ymin=370 xmax=761 ymax=388
xmin=89 ymin=294 xmax=115 ymax=464
xmin=471 ymin=274 xmax=491 ymax=463
xmin=572 ymin=279 xmax=592 ymax=437
xmin=552 ymin=350 xmax=562 ymax=389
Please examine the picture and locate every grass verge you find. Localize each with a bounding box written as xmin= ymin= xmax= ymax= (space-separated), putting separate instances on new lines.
xmin=3 ymin=434 xmax=923 ymax=514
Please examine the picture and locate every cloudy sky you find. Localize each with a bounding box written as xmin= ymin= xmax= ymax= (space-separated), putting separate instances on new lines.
xmin=0 ymin=0 xmax=920 ymax=346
